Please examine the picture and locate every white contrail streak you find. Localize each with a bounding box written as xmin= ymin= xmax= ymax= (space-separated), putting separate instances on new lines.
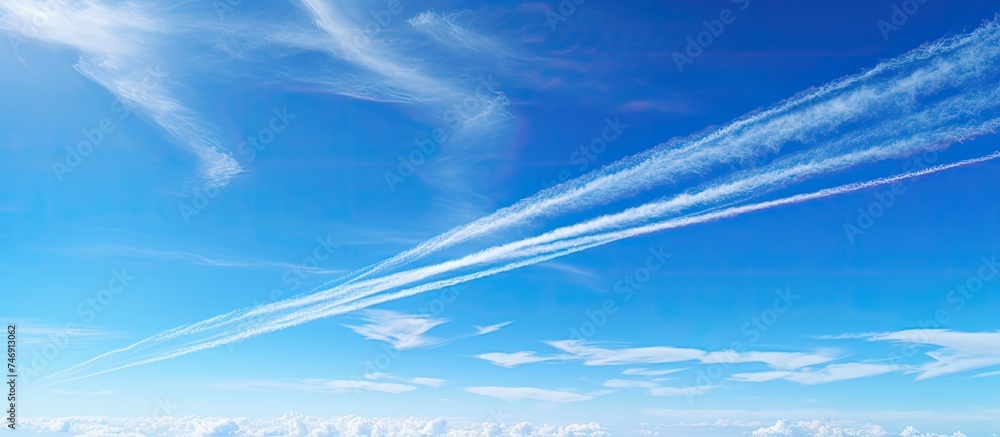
xmin=322 ymin=19 xmax=1000 ymax=287
xmin=50 ymin=151 xmax=1000 ymax=384
xmin=44 ymin=21 xmax=1000 ymax=383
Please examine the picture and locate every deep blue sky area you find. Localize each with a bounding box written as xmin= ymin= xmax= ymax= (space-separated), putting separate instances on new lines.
xmin=1 ymin=1 xmax=998 ymax=436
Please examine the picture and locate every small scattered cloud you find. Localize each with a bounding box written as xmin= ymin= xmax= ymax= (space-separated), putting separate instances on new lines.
xmin=464 ymin=386 xmax=593 ymax=404
xmin=730 ymin=363 xmax=898 ymax=385
xmin=622 ymin=367 xmax=686 ymax=376
xmin=648 ymin=385 xmax=717 ymax=397
xmin=602 ymin=378 xmax=715 ymax=397
xmin=473 ymin=321 xmax=512 ymax=336
xmin=474 ymin=351 xmax=566 ymax=367
xmin=601 ymin=379 xmax=658 ymax=389
xmin=363 ymin=372 xmax=447 ymax=388
xmin=864 ymin=330 xmax=1000 ymax=379
xmin=699 ymin=350 xmax=840 ymax=371
xmin=343 ymin=310 xmax=448 ymax=350
xmin=545 ymin=340 xmax=706 ymax=366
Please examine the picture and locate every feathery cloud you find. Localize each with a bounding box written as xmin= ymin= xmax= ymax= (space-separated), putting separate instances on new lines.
xmin=464 ymin=386 xmax=593 ymax=403
xmin=342 ymin=310 xmax=448 ymax=350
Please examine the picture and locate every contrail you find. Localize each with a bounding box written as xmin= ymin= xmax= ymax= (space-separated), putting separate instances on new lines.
xmin=49 ymin=151 xmax=1000 ymax=384
xmin=44 ymin=21 xmax=1000 ymax=384
xmin=318 ymin=18 xmax=1000 ymax=288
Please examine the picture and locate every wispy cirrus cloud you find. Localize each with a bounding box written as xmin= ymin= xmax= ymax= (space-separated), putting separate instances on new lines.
xmin=0 ymin=1 xmax=242 ymax=188
xmin=44 ymin=152 xmax=1000 ymax=385
xmin=864 ymin=329 xmax=1000 ymax=379
xmin=263 ymin=0 xmax=511 ymax=131
xmin=546 ymin=340 xmax=705 ymax=366
xmin=474 ymin=351 xmax=564 ymax=367
xmin=699 ymin=350 xmax=840 ymax=371
xmin=621 ymin=367 xmax=686 ymax=377
xmin=473 ymin=321 xmax=512 ymax=336
xmin=362 ymin=372 xmax=446 ymax=387
xmin=475 ymin=340 xmax=837 ymax=375
xmin=59 ymin=245 xmax=342 ymax=275
xmin=342 ymin=310 xmax=512 ymax=350
xmin=343 ymin=310 xmax=448 ymax=350
xmin=15 ymin=324 xmax=119 ymax=347
xmin=729 ymin=363 xmax=898 ymax=385
xmin=602 ymin=378 xmax=715 ymax=397
xmin=408 ymin=10 xmax=520 ymax=58
xmin=42 ymin=22 xmax=1000 ymax=384
xmin=464 ymin=386 xmax=593 ymax=404
xmin=731 ymin=329 xmax=1000 ymax=384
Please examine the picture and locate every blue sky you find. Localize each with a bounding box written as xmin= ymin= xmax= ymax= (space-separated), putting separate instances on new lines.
xmin=1 ymin=1 xmax=999 ymax=436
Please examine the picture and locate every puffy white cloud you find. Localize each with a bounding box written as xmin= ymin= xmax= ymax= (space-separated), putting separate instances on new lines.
xmin=751 ymin=420 xmax=889 ymax=437
xmin=747 ymin=421 xmax=975 ymax=437
xmin=21 ymin=412 xmax=610 ymax=436
xmin=899 ymin=426 xmax=968 ymax=437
